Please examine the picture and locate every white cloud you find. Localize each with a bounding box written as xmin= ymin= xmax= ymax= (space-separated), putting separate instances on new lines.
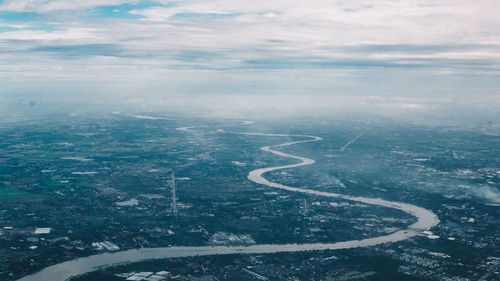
xmin=2 ymin=1 xmax=500 ymax=61
xmin=0 ymin=28 xmax=103 ymax=41
xmin=0 ymin=0 xmax=500 ymax=102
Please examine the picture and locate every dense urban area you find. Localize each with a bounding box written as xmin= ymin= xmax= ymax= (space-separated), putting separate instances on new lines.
xmin=0 ymin=112 xmax=499 ymax=280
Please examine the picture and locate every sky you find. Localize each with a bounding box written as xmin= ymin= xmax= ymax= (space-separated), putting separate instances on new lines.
xmin=0 ymin=0 xmax=499 ymax=120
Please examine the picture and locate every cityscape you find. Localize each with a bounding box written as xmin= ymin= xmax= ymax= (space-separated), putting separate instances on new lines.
xmin=0 ymin=112 xmax=498 ymax=280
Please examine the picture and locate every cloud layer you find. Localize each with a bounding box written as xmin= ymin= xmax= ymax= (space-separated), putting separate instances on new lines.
xmin=0 ymin=0 xmax=499 ymax=113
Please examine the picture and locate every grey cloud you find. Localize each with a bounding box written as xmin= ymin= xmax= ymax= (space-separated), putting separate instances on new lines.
xmin=30 ymin=43 xmax=128 ymax=58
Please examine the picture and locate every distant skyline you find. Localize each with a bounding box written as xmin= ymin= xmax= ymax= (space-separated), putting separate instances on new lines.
xmin=1 ymin=0 xmax=499 ymax=119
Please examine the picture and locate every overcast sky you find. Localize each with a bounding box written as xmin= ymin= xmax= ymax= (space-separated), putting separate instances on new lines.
xmin=1 ymin=0 xmax=499 ymax=118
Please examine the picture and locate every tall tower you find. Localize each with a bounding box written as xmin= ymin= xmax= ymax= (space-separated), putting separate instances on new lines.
xmin=171 ymin=171 xmax=178 ymax=216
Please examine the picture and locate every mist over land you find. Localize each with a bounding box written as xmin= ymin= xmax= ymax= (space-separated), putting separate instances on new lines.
xmin=1 ymin=91 xmax=499 ymax=128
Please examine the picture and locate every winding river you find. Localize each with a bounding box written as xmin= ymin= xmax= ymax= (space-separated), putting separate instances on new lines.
xmin=18 ymin=130 xmax=439 ymax=281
